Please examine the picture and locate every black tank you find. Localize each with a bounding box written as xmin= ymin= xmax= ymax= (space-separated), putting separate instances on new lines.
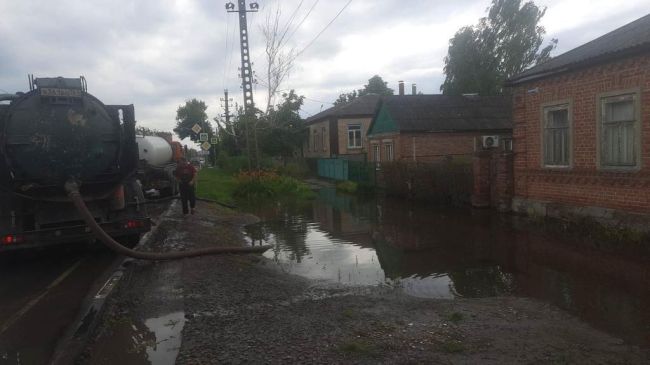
xmin=1 ymin=77 xmax=123 ymax=193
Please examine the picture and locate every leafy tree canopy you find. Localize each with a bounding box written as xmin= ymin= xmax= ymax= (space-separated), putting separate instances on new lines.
xmin=440 ymin=0 xmax=557 ymax=96
xmin=334 ymin=75 xmax=394 ymax=105
xmin=173 ymin=98 xmax=214 ymax=142
xmin=262 ymin=90 xmax=306 ymax=160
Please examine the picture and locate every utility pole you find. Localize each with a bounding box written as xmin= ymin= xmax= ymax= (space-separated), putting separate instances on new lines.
xmin=226 ymin=0 xmax=259 ymax=170
xmin=226 ymin=0 xmax=258 ymax=112
xmin=220 ymin=89 xmax=236 ymax=148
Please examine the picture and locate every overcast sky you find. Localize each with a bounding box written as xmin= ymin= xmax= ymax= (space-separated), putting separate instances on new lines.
xmin=1 ymin=0 xmax=648 ymax=137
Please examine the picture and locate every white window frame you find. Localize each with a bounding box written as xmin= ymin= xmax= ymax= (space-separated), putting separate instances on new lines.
xmin=597 ymin=89 xmax=641 ymax=171
xmin=541 ymin=101 xmax=572 ymax=168
xmin=372 ymin=143 xmax=381 ymax=169
xmin=371 ymin=143 xmax=380 ymax=161
xmin=347 ymin=124 xmax=362 ymax=149
xmin=384 ymin=142 xmax=394 ymax=161
xmin=321 ymin=126 xmax=327 ymax=151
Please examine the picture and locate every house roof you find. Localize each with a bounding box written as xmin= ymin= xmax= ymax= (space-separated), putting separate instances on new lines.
xmin=507 ymin=14 xmax=650 ymax=86
xmin=305 ymin=94 xmax=381 ymax=124
xmin=368 ymin=95 xmax=511 ymax=135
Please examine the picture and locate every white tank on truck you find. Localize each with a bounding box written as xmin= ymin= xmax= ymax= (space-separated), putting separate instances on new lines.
xmin=136 ymin=136 xmax=174 ymax=166
xmin=135 ymin=135 xmax=183 ymax=197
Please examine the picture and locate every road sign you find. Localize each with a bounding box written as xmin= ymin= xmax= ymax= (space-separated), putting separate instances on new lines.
xmin=211 ymin=137 xmax=218 ymax=144
xmin=201 ymin=141 xmax=211 ymax=151
xmin=199 ymin=133 xmax=208 ymax=142
xmin=191 ymin=124 xmax=202 ymax=134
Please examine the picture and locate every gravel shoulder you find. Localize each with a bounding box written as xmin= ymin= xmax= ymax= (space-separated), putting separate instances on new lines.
xmin=80 ymin=201 xmax=650 ymax=364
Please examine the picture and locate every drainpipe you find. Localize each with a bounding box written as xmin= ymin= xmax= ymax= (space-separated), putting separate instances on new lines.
xmin=412 ymin=136 xmax=416 ymax=162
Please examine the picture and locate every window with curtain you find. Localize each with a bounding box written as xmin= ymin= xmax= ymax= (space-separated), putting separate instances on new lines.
xmin=347 ymin=125 xmax=362 ymax=148
xmin=600 ymin=94 xmax=637 ymax=168
xmin=384 ymin=143 xmax=394 ymax=161
xmin=543 ymin=105 xmax=570 ymax=167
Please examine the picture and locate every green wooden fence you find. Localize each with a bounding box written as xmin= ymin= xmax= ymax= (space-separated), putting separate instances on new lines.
xmin=317 ymin=158 xmax=375 ymax=184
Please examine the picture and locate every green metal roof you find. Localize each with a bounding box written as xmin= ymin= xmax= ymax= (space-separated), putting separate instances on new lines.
xmin=367 ymin=104 xmax=398 ymax=136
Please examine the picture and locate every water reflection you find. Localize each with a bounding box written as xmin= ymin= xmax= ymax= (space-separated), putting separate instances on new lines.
xmin=242 ymin=188 xmax=650 ymax=346
xmin=85 ymin=311 xmax=186 ymax=365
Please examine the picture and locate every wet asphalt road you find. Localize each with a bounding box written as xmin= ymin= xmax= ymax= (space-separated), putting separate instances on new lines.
xmin=0 ymin=245 xmax=116 ymax=365
xmin=0 ymin=199 xmax=170 ymax=365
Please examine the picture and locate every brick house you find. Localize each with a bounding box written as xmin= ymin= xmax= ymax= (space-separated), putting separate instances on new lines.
xmin=505 ymin=14 xmax=650 ymax=227
xmin=366 ymin=95 xmax=512 ymax=163
xmin=303 ymin=94 xmax=380 ymax=160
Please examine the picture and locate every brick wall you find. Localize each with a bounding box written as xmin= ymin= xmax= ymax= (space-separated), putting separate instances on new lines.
xmin=337 ymin=117 xmax=372 ymax=157
xmin=367 ymin=133 xmax=399 ymax=163
xmin=512 ymin=53 xmax=650 ymax=214
xmin=398 ymin=133 xmax=477 ymax=162
xmin=368 ymin=132 xmax=513 ymax=163
xmin=304 ymin=120 xmax=330 ymax=158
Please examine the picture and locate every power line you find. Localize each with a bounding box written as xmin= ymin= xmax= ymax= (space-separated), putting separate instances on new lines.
xmin=254 ymin=0 xmax=303 ymax=62
xmin=222 ymin=13 xmax=232 ymax=90
xmin=290 ymin=0 xmax=352 ymax=62
xmin=303 ymin=96 xmax=333 ymax=105
xmin=277 ymin=0 xmax=305 ymax=48
xmin=282 ymin=0 xmax=319 ymax=48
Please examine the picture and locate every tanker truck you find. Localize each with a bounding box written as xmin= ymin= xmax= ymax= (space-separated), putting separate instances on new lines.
xmin=135 ymin=135 xmax=183 ymax=198
xmin=0 ymin=76 xmax=151 ymax=252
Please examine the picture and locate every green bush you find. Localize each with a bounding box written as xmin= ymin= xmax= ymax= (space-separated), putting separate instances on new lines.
xmin=232 ymin=170 xmax=314 ymax=200
xmin=216 ymin=151 xmax=250 ymax=173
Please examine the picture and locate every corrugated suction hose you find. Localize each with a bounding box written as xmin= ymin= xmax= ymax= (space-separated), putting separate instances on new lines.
xmin=65 ymin=181 xmax=271 ymax=260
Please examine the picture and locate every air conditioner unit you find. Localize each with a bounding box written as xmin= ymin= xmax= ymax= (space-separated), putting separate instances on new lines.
xmin=481 ymin=135 xmax=499 ymax=149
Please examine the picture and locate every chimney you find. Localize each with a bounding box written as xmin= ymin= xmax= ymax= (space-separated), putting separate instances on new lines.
xmin=398 ymin=80 xmax=404 ymax=95
xmin=412 ymin=83 xmax=417 ymax=95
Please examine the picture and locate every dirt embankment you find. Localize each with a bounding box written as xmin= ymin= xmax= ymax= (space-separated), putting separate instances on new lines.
xmin=81 ymin=201 xmax=650 ymax=364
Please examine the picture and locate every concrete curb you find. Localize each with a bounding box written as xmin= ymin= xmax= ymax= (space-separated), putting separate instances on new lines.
xmin=49 ymin=201 xmax=177 ymax=365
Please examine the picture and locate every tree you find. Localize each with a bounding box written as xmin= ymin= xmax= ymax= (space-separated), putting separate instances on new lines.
xmin=334 ymin=75 xmax=393 ymax=105
xmin=174 ymin=98 xmax=217 ymax=162
xmin=261 ymin=90 xmax=305 ymax=163
xmin=174 ymin=99 xmax=213 ymax=141
xmin=440 ymin=0 xmax=557 ymax=95
xmin=261 ymin=5 xmax=296 ymax=114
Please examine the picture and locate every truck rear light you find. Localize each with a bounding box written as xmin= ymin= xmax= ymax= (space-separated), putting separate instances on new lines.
xmin=2 ymin=234 xmax=24 ymax=245
xmin=124 ymin=220 xmax=145 ymax=229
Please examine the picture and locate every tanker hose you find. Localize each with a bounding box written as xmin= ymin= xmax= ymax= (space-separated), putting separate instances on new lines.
xmin=65 ymin=181 xmax=271 ymax=260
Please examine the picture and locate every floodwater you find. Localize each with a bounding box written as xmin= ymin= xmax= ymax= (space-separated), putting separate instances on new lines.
xmin=243 ymin=187 xmax=650 ymax=347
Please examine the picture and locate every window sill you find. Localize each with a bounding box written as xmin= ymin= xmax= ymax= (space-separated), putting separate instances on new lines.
xmin=542 ymin=164 xmax=572 ymax=170
xmin=347 ymin=146 xmax=363 ymax=149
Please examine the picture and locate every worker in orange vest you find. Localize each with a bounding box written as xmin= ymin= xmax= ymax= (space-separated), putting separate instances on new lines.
xmin=173 ymin=157 xmax=197 ymax=215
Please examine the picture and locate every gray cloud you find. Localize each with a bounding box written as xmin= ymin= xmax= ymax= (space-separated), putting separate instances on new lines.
xmin=1 ymin=0 xmax=647 ymax=131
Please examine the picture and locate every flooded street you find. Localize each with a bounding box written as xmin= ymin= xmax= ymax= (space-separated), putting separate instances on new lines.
xmin=244 ymin=187 xmax=650 ymax=347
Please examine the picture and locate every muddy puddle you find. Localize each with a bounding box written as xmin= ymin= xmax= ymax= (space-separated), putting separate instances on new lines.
xmin=243 ymin=187 xmax=650 ymax=347
xmin=86 ymin=311 xmax=185 ymax=365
